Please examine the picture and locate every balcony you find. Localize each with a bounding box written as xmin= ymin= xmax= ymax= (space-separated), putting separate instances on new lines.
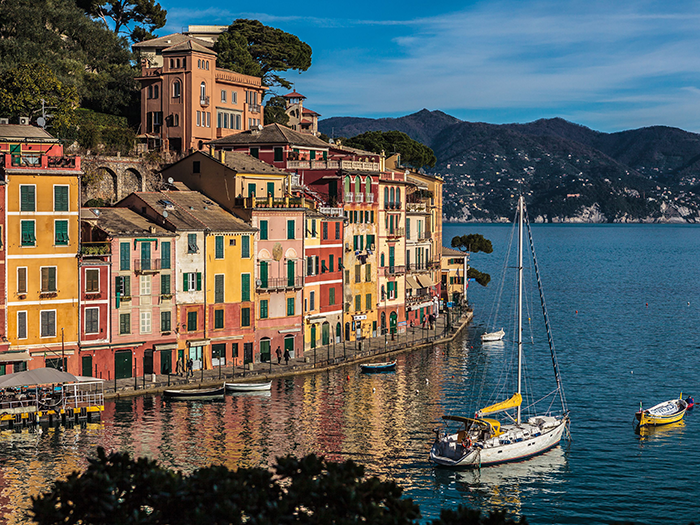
xmin=134 ymin=259 xmax=161 ymax=273
xmin=81 ymin=242 xmax=111 ymax=257
xmin=407 ymin=262 xmax=429 ymax=272
xmin=340 ymin=160 xmax=380 ymax=171
xmin=387 ymin=227 xmax=405 ymax=238
xmin=287 ymin=160 xmax=339 ymax=170
xmin=406 ymin=202 xmax=428 ymax=213
xmin=384 ymin=265 xmax=405 ymax=276
xmin=249 ymin=104 xmax=261 ymax=113
xmin=319 ymin=206 xmax=344 ymax=217
xmin=417 ymin=233 xmax=432 ymax=242
xmin=200 ymin=96 xmax=210 ymax=107
xmin=6 ymin=154 xmax=80 ymax=170
xmin=355 ymin=193 xmax=364 ymax=203
xmin=344 ymin=192 xmax=354 ymax=203
xmin=365 ymin=193 xmax=375 ymax=203
xmin=256 ymin=277 xmax=303 ymax=291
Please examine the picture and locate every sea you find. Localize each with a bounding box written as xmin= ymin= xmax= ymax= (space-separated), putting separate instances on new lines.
xmin=1 ymin=223 xmax=700 ymax=525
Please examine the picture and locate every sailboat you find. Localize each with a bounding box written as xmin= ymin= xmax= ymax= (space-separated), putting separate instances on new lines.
xmin=430 ymin=196 xmax=569 ymax=467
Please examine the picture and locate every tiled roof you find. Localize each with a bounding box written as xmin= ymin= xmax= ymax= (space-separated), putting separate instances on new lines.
xmin=88 ymin=208 xmax=173 ymax=237
xmin=0 ymin=124 xmax=57 ymax=142
xmin=442 ymin=246 xmax=465 ymax=257
xmin=208 ymin=123 xmax=329 ymax=149
xmin=132 ymin=33 xmax=213 ymax=50
xmin=222 ymin=151 xmax=289 ymax=175
xmin=283 ymin=91 xmax=306 ymax=99
xmin=302 ymin=108 xmax=320 ymax=116
xmin=163 ymin=39 xmax=216 ymax=56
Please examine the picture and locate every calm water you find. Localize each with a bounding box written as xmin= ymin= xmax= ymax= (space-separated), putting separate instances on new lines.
xmin=2 ymin=224 xmax=700 ymax=524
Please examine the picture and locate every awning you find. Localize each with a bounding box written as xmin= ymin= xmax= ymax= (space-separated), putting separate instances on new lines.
xmin=0 ymin=352 xmax=31 ymax=363
xmin=154 ymin=343 xmax=178 ymax=351
xmin=187 ymin=339 xmax=210 ymax=347
xmin=0 ymin=367 xmax=78 ymax=388
xmin=417 ymin=275 xmax=434 ymax=288
xmin=405 ymin=276 xmax=420 ymax=289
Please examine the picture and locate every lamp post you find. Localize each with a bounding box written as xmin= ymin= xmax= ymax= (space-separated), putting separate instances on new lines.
xmin=61 ymin=328 xmax=65 ymax=372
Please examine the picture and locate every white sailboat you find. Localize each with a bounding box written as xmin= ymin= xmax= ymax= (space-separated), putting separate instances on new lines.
xmin=481 ymin=328 xmax=505 ymax=342
xmin=430 ymin=196 xmax=569 ymax=468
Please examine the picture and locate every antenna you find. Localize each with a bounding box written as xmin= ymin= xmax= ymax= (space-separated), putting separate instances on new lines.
xmin=257 ymin=124 xmax=264 ymax=131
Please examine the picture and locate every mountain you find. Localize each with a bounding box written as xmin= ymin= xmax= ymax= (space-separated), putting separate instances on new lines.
xmin=320 ymin=112 xmax=700 ymax=223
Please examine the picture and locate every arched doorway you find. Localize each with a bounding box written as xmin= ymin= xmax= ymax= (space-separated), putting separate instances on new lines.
xmin=310 ymin=324 xmax=317 ymax=349
xmin=345 ymin=322 xmax=351 ymax=341
xmin=381 ymin=312 xmax=386 ymax=334
xmin=336 ymin=322 xmax=342 ymax=343
xmin=321 ymin=322 xmax=330 ymax=345
xmin=390 ymin=311 xmax=398 ymax=335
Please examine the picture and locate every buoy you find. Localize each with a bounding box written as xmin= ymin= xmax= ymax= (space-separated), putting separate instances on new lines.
xmin=575 ymin=310 xmax=578 ymax=314
xmin=646 ymin=303 xmax=648 ymax=307
xmin=631 ymin=370 xmax=633 ymax=374
xmin=347 ymin=375 xmax=350 ymax=380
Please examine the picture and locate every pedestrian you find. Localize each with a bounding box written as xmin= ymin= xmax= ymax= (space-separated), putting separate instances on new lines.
xmin=187 ymin=357 xmax=193 ymax=378
xmin=176 ymin=357 xmax=183 ymax=377
xmin=276 ymin=346 xmax=282 ymax=364
xmin=283 ymin=347 xmax=290 ymax=366
xmin=429 ymin=314 xmax=435 ymax=330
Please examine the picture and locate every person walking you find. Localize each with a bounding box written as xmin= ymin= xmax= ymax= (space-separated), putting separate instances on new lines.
xmin=187 ymin=357 xmax=193 ymax=378
xmin=175 ymin=357 xmax=183 ymax=377
xmin=276 ymin=346 xmax=282 ymax=364
xmin=283 ymin=347 xmax=290 ymax=366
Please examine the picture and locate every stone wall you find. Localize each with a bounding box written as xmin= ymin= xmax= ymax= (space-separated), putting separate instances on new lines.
xmin=81 ymin=155 xmax=163 ymax=205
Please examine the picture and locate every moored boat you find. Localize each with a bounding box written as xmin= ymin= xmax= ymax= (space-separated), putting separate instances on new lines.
xmin=163 ymin=386 xmax=225 ymax=400
xmin=360 ymin=360 xmax=396 ymax=373
xmin=635 ymin=395 xmax=688 ymax=427
xmin=481 ymin=329 xmax=505 ymax=342
xmin=224 ymin=381 xmax=272 ymax=392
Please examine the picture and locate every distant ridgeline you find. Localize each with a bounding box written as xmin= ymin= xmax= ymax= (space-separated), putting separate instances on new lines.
xmin=320 ymin=111 xmax=700 ymax=223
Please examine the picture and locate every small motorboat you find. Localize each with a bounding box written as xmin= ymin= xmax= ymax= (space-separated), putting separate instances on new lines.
xmin=636 ymin=395 xmax=688 ymax=427
xmin=224 ymin=381 xmax=272 ymax=392
xmin=360 ymin=360 xmax=396 ymax=373
xmin=163 ymin=386 xmax=225 ymax=400
xmin=481 ymin=329 xmax=505 ymax=342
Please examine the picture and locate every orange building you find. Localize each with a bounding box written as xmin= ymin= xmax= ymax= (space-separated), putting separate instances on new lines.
xmin=133 ymin=34 xmax=266 ymax=153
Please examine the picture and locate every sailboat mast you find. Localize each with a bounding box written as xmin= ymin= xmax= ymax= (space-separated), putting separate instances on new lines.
xmin=517 ymin=196 xmax=523 ymax=425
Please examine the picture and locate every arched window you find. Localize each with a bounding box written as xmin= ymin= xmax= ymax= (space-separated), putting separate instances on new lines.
xmin=365 ymin=176 xmax=371 ymax=196
xmin=169 ymin=59 xmax=174 ymax=68
xmin=173 ymin=80 xmax=181 ymax=98
xmin=336 ymin=322 xmax=342 ymax=343
xmin=380 ymin=253 xmax=385 ymax=267
xmin=198 ymin=59 xmax=201 ymax=68
xmin=200 ymin=82 xmax=206 ymax=102
xmin=344 ymin=176 xmax=351 ymax=195
xmin=355 ymin=176 xmax=361 ymax=194
xmin=384 ymin=187 xmax=389 ymax=208
xmin=390 ymin=187 xmax=395 ymax=206
xmin=396 ymin=187 xmax=401 ymax=206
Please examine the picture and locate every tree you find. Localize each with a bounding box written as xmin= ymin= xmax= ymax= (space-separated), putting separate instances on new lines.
xmin=0 ymin=63 xmax=78 ymax=133
xmin=343 ymin=130 xmax=437 ymax=169
xmin=77 ymin=0 xmax=167 ymax=43
xmin=30 ymin=448 xmax=526 ymax=525
xmin=214 ymin=19 xmax=312 ymax=92
xmin=264 ymin=95 xmax=291 ymax=126
xmin=452 ymin=234 xmax=493 ymax=286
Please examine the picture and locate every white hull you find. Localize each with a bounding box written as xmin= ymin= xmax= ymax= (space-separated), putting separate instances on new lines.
xmin=224 ymin=381 xmax=272 ymax=391
xmin=430 ymin=416 xmax=568 ymax=467
xmin=481 ymin=329 xmax=505 ymax=342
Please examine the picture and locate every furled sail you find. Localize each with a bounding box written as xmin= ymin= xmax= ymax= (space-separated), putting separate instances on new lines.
xmin=477 ymin=393 xmax=522 ymax=417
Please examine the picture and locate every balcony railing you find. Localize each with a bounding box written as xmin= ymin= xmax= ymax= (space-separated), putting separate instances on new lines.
xmin=134 ymin=259 xmax=161 ymax=272
xmin=81 ymin=242 xmax=111 ymax=256
xmin=249 ymin=104 xmax=261 ymax=113
xmin=355 ymin=193 xmax=364 ymax=203
xmin=407 ymin=262 xmax=430 ymax=272
xmin=340 ymin=160 xmax=380 ymax=171
xmin=344 ymin=192 xmax=354 ymax=203
xmin=384 ymin=202 xmax=403 ymax=210
xmin=200 ymin=96 xmax=210 ymax=106
xmin=256 ymin=277 xmax=303 ymax=290
xmin=287 ymin=160 xmax=339 ymax=170
xmin=387 ymin=227 xmax=405 ymax=238
xmin=6 ymin=154 xmax=80 ymax=170
xmin=366 ymin=193 xmax=375 ymax=203
xmin=384 ymin=265 xmax=405 ymax=276
xmin=406 ymin=202 xmax=428 ymax=213
xmin=319 ymin=206 xmax=344 ymax=217
xmin=417 ymin=233 xmax=432 ymax=242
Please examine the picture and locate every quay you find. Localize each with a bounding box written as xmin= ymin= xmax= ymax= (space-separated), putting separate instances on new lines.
xmin=105 ymin=308 xmax=473 ymax=400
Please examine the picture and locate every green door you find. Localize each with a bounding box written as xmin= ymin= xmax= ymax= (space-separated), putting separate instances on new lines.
xmin=82 ymin=355 xmax=93 ymax=377
xmin=248 ymin=183 xmax=256 ymax=197
xmin=322 ymin=322 xmax=330 ymax=345
xmin=160 ymin=350 xmax=172 ymax=374
xmin=267 ymin=182 xmax=274 ymax=198
xmin=310 ymin=325 xmax=316 ymax=349
xmin=285 ymin=336 xmax=295 ymax=359
xmin=115 ymin=350 xmax=132 ymax=379
xmin=260 ymin=339 xmax=271 ymax=362
xmin=390 ymin=312 xmax=398 ymax=334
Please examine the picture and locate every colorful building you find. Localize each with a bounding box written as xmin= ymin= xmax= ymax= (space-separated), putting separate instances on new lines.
xmin=441 ymin=246 xmax=467 ymax=306
xmin=283 ymin=91 xmax=321 ymax=136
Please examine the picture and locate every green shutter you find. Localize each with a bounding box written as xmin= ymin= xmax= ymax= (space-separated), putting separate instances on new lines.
xmin=260 ymin=300 xmax=268 ymax=319
xmin=215 ymin=236 xmax=224 ymax=258
xmin=49 ymin=268 xmax=56 ymax=291
xmin=287 ymin=260 xmax=295 ymax=287
xmin=241 ymin=235 xmax=250 ymax=258
xmin=196 ymin=272 xmax=202 ymax=291
xmin=355 ymin=295 xmax=361 ymax=311
xmin=141 ymin=241 xmax=151 ymax=267
xmin=287 ymin=220 xmax=295 ymax=239
xmin=54 ymin=186 xmax=68 ymax=211
xmin=55 ymin=220 xmax=68 ymax=245
xmin=215 ymin=274 xmax=224 ymax=303
xmin=161 ymin=241 xmax=171 ymax=269
xmin=241 ymin=274 xmax=250 ymax=301
xmin=20 ymin=186 xmax=35 ymax=212
xmin=161 ymin=274 xmax=170 ymax=295
xmin=183 ymin=273 xmax=188 ymax=291
xmin=260 ymin=261 xmax=268 ymax=287
xmin=120 ymin=243 xmax=130 ymax=270
xmin=21 ymin=221 xmax=35 ymax=246
xmin=214 ymin=309 xmax=224 ymax=328
xmin=260 ymin=220 xmax=268 ymax=240
xmin=123 ymin=276 xmax=130 ymax=297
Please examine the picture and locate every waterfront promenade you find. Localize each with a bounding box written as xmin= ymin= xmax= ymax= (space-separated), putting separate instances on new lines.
xmin=105 ymin=308 xmax=473 ymax=399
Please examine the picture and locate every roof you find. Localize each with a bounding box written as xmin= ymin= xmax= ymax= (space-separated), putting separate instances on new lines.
xmin=163 ymin=39 xmax=216 ymax=56
xmin=132 ymin=33 xmax=213 ymax=50
xmin=302 ymin=108 xmax=320 ymax=116
xmin=332 ymin=144 xmax=379 ymax=157
xmin=208 ymin=123 xmax=329 ymax=149
xmin=442 ymin=246 xmax=465 ymax=257
xmin=133 ymin=191 xmax=255 ymax=233
xmin=0 ymin=124 xmax=58 ymax=143
xmin=283 ymin=91 xmax=306 ymax=99
xmin=223 ymin=151 xmax=289 ymax=175
xmin=0 ymin=368 xmax=78 ymax=388
xmin=88 ymin=208 xmax=173 ymax=237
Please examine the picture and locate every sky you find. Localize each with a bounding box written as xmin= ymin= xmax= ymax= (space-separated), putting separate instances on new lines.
xmin=159 ymin=0 xmax=700 ymax=133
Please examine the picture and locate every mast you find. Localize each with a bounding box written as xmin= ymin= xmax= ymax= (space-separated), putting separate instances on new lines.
xmin=516 ymin=195 xmax=523 ymax=425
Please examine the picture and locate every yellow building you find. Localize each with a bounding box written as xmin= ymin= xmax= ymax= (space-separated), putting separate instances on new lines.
xmin=441 ymin=246 xmax=467 ymax=305
xmin=4 ymin=145 xmax=81 ymax=372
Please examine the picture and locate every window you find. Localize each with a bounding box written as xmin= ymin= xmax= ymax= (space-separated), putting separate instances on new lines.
xmin=21 ymin=220 xmax=35 ymax=246
xmin=260 ymin=299 xmax=268 ymax=319
xmin=241 ymin=274 xmax=250 ymax=301
xmin=187 ymin=310 xmax=198 ymax=331
xmin=196 ymin=111 xmax=201 ymax=126
xmin=259 ymin=220 xmax=268 ymax=240
xmin=310 ymin=291 xmax=315 ymax=311
xmin=20 ymin=185 xmax=35 ymax=212
xmin=274 ymin=147 xmax=283 ymax=161
xmin=260 ymin=260 xmax=269 ymax=288
xmin=119 ymin=313 xmax=130 ymax=334
xmin=287 ymin=220 xmax=295 ymax=240
xmin=188 ymin=233 xmax=198 ymax=253
xmin=161 ymin=241 xmax=171 ymax=269
xmin=161 ymin=311 xmax=171 ymax=332
xmin=140 ymin=311 xmax=151 ymax=334
xmin=17 ymin=267 xmax=27 ymax=293
xmin=355 ymin=264 xmax=361 ymax=283
xmin=335 ymin=222 xmax=340 ymax=239
xmin=52 ymin=220 xmax=68 ymax=246
xmin=221 ymin=89 xmax=227 ymax=103
xmin=329 ymin=254 xmax=334 ymax=272
xmin=241 ymin=307 xmax=251 ymax=327
xmin=184 ymin=272 xmax=202 ymax=292
xmin=161 ymin=274 xmax=171 ymax=295
xmin=214 ymin=309 xmax=224 ymax=329
xmin=366 ymin=293 xmax=372 ymax=310
xmin=241 ymin=235 xmax=250 ymax=258
xmin=173 ymin=81 xmax=181 ymax=98
xmin=40 ymin=310 xmax=56 ymax=337
xmin=366 ymin=234 xmax=375 ymax=249
xmin=200 ymin=82 xmax=206 ymax=102
xmin=355 ymin=294 xmax=361 ymax=311
xmin=215 ymin=236 xmax=224 ymax=259
xmin=41 ymin=267 xmax=57 ymax=292
xmin=307 ymin=256 xmax=314 ymax=276
xmin=287 ymin=297 xmax=295 ymax=316
xmin=250 ymin=147 xmax=259 ymax=158
xmin=120 ymin=243 xmax=130 ymax=270
xmin=54 ymin=186 xmax=69 ymax=211
xmin=215 ymin=274 xmax=224 ymax=303
xmin=329 ymin=287 xmax=335 ymax=306
xmin=86 ymin=269 xmax=99 ymax=293
xmin=17 ymin=311 xmax=27 ymax=339
xmin=323 ymin=222 xmax=328 ymax=240
xmin=287 ymin=260 xmax=295 ymax=287
xmin=140 ymin=275 xmax=151 ymax=296
xmin=366 ymin=264 xmax=372 ymax=282
xmin=232 ymin=91 xmax=237 ymax=104
xmin=116 ymin=275 xmax=131 ymax=297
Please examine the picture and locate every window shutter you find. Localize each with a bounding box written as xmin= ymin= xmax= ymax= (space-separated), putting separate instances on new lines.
xmin=315 ymin=256 xmax=319 ymax=275
xmin=183 ymin=273 xmax=188 ymax=291
xmin=241 ymin=274 xmax=250 ymax=301
xmin=196 ymin=272 xmax=202 ymax=291
xmin=260 ymin=261 xmax=268 ymax=287
xmin=120 ymin=243 xmax=130 ymax=270
xmin=124 ymin=276 xmax=130 ymax=297
xmin=55 ymin=186 xmax=68 ymax=211
xmin=49 ymin=268 xmax=56 ymax=291
xmin=161 ymin=242 xmax=171 ymax=269
xmin=241 ymin=236 xmax=250 ymax=258
xmin=260 ymin=220 xmax=268 ymax=240
xmin=215 ymin=236 xmax=224 ymax=258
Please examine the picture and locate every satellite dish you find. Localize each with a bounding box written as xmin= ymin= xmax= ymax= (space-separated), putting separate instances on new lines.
xmin=36 ymin=117 xmax=46 ymax=129
xmin=167 ymin=177 xmax=174 ymax=184
xmin=257 ymin=124 xmax=264 ymax=131
xmin=163 ymin=210 xmax=168 ymax=218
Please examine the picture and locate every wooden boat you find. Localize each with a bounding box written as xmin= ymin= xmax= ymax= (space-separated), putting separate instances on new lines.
xmin=163 ymin=386 xmax=225 ymax=400
xmin=360 ymin=360 xmax=396 ymax=372
xmin=224 ymin=381 xmax=272 ymax=392
xmin=635 ymin=395 xmax=688 ymax=427
xmin=481 ymin=329 xmax=505 ymax=342
xmin=431 ymin=196 xmax=569 ymax=468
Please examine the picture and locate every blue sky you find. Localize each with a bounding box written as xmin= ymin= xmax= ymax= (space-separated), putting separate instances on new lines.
xmin=160 ymin=0 xmax=700 ymax=133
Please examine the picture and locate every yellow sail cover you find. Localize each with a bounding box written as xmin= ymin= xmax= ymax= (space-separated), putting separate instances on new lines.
xmin=477 ymin=393 xmax=522 ymax=417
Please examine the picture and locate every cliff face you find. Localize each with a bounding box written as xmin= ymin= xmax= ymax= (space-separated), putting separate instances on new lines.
xmin=322 ymin=112 xmax=700 ymax=223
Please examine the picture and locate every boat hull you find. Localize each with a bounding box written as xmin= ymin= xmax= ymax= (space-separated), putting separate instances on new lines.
xmin=481 ymin=329 xmax=505 ymax=342
xmin=635 ymin=398 xmax=687 ymax=427
xmin=163 ymin=387 xmax=225 ymax=400
xmin=430 ymin=417 xmax=568 ymax=468
xmin=224 ymin=382 xmax=272 ymax=392
xmin=360 ymin=361 xmax=396 ymax=373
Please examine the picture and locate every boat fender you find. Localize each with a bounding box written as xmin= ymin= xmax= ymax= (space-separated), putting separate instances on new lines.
xmin=461 ymin=437 xmax=472 ymax=449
